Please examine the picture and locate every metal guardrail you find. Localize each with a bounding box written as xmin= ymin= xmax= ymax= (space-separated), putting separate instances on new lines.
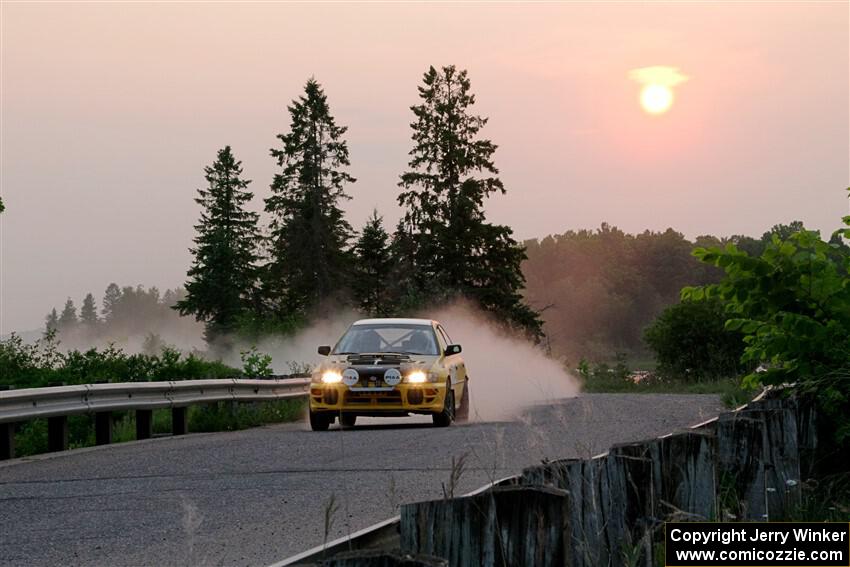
xmin=0 ymin=376 xmax=312 ymax=460
xmin=0 ymin=377 xmax=311 ymax=424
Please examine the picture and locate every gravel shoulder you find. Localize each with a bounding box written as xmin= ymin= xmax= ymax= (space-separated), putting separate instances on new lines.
xmin=0 ymin=393 xmax=724 ymax=567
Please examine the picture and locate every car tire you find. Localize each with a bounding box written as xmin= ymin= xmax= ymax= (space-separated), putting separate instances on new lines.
xmin=433 ymin=388 xmax=455 ymax=427
xmin=309 ymin=408 xmax=332 ymax=431
xmin=339 ymin=413 xmax=357 ymax=428
xmin=456 ymin=382 xmax=470 ymax=423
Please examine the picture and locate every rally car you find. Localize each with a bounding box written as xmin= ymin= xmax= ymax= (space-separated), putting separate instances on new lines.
xmin=309 ymin=318 xmax=470 ymax=430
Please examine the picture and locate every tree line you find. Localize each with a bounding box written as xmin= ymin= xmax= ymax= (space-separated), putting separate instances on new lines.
xmin=521 ymin=220 xmax=848 ymax=363
xmin=44 ymin=285 xmax=189 ymax=351
xmin=177 ymin=67 xmax=541 ymax=349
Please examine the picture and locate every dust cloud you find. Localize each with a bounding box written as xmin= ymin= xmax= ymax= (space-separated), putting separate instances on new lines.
xmin=44 ymin=296 xmax=579 ymax=422
xmin=226 ymin=300 xmax=579 ymax=421
xmin=226 ymin=308 xmax=361 ymax=375
xmin=426 ymin=302 xmax=579 ymax=421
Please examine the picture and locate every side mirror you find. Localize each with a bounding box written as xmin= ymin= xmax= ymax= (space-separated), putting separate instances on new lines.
xmin=444 ymin=344 xmax=462 ymax=356
xmin=317 ymin=346 xmax=331 ymax=356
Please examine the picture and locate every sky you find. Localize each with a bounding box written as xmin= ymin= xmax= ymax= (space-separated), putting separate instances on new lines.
xmin=1 ymin=2 xmax=848 ymax=334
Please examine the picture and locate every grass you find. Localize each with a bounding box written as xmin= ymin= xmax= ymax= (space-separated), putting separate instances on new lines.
xmin=581 ymin=373 xmax=754 ymax=408
xmin=12 ymin=398 xmax=306 ymax=458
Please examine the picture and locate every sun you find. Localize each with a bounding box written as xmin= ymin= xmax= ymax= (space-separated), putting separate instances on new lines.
xmin=629 ymin=66 xmax=689 ymax=116
xmin=640 ymin=84 xmax=673 ymax=114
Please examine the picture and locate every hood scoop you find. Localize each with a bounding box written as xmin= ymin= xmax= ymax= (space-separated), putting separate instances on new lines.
xmin=346 ymin=353 xmax=411 ymax=365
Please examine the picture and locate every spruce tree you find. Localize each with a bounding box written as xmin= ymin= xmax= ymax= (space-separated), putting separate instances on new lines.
xmin=387 ymin=219 xmax=425 ymax=312
xmin=264 ymin=78 xmax=355 ymax=316
xmin=102 ymin=283 xmax=122 ymax=323
xmin=58 ymin=298 xmax=78 ymax=330
xmin=45 ymin=308 xmax=59 ymax=334
xmin=80 ymin=293 xmax=99 ymax=328
xmin=352 ymin=211 xmax=393 ymax=316
xmin=176 ymin=146 xmax=261 ymax=343
xmin=398 ymin=65 xmax=542 ymax=337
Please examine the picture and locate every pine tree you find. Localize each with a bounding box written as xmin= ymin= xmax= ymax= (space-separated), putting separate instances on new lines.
xmin=45 ymin=308 xmax=59 ymax=334
xmin=176 ymin=146 xmax=261 ymax=343
xmin=58 ymin=298 xmax=78 ymax=330
xmin=264 ymin=78 xmax=355 ymax=316
xmin=352 ymin=211 xmax=393 ymax=316
xmin=398 ymin=65 xmax=542 ymax=337
xmin=80 ymin=293 xmax=99 ymax=328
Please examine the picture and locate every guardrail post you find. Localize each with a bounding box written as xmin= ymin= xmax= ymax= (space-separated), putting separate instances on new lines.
xmin=47 ymin=416 xmax=69 ymax=452
xmin=172 ymin=407 xmax=188 ymax=435
xmin=136 ymin=409 xmax=153 ymax=440
xmin=95 ymin=412 xmax=113 ymax=445
xmin=1 ymin=422 xmax=14 ymax=460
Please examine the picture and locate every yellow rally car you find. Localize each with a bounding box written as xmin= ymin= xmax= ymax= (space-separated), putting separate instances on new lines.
xmin=309 ymin=318 xmax=470 ymax=431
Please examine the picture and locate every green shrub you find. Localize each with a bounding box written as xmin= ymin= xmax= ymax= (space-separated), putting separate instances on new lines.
xmin=0 ymin=332 xmax=239 ymax=389
xmin=644 ymin=298 xmax=749 ymax=381
xmin=684 ymin=193 xmax=850 ymax=449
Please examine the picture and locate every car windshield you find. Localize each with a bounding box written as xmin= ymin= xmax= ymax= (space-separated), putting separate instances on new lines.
xmin=333 ymin=324 xmax=439 ymax=356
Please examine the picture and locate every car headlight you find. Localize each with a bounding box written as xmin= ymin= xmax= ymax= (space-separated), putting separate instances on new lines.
xmin=321 ymin=370 xmax=343 ymax=384
xmin=406 ymin=370 xmax=435 ymax=384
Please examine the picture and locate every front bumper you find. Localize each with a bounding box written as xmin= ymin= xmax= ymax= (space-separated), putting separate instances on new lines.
xmin=309 ymin=382 xmax=448 ymax=415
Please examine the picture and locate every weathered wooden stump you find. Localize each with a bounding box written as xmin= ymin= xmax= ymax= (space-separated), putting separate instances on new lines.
xmin=520 ymin=458 xmax=603 ymax=566
xmin=746 ymin=399 xmax=802 ymax=520
xmin=606 ymin=444 xmax=657 ymax=566
xmin=716 ymin=410 xmax=767 ymax=520
xmin=659 ymin=431 xmax=716 ymax=521
xmin=321 ymin=550 xmax=447 ymax=567
xmin=400 ymin=485 xmax=568 ymax=567
xmin=520 ymin=448 xmax=657 ymax=566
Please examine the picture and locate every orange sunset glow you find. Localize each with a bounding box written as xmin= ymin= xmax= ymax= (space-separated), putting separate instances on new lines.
xmin=1 ymin=3 xmax=847 ymax=334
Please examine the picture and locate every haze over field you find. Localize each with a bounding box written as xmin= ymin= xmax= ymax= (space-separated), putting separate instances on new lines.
xmin=1 ymin=2 xmax=848 ymax=333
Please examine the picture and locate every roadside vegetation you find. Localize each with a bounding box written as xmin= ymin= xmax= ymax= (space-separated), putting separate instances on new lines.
xmin=0 ymin=331 xmax=306 ymax=457
xmin=577 ymin=354 xmax=751 ymax=408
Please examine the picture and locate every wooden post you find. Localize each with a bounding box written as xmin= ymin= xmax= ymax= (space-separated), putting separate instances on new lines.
xmin=47 ymin=416 xmax=69 ymax=452
xmin=401 ymin=486 xmax=569 ymax=567
xmin=172 ymin=407 xmax=188 ymax=436
xmin=136 ymin=409 xmax=153 ymax=440
xmin=95 ymin=411 xmax=113 ymax=445
xmin=0 ymin=422 xmax=14 ymax=460
xmin=320 ymin=550 xmax=447 ymax=566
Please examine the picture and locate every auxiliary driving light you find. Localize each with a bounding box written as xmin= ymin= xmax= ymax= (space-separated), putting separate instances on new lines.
xmin=406 ymin=370 xmax=428 ymax=384
xmin=321 ymin=370 xmax=343 ymax=384
xmin=342 ymin=368 xmax=359 ymax=386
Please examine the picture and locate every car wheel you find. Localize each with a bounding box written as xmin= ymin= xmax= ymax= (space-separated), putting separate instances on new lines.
xmin=456 ymin=382 xmax=470 ymax=423
xmin=433 ymin=388 xmax=455 ymax=427
xmin=309 ymin=408 xmax=331 ymax=431
xmin=339 ymin=413 xmax=357 ymax=428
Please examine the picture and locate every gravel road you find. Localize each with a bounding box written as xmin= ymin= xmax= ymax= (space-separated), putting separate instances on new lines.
xmin=0 ymin=393 xmax=724 ymax=567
